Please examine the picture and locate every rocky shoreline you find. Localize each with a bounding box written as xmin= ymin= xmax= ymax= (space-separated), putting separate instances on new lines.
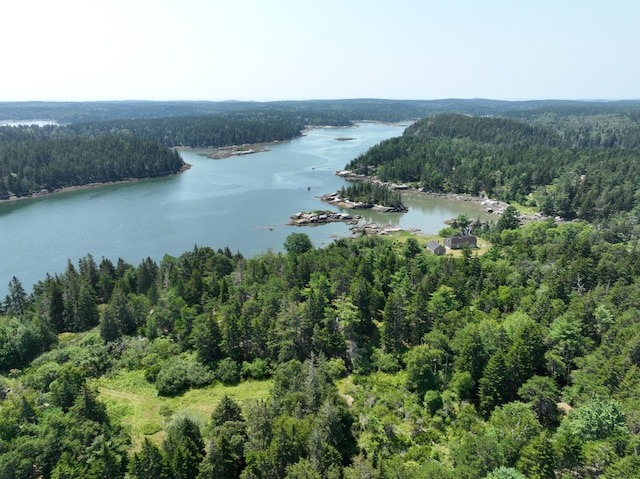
xmin=320 ymin=191 xmax=409 ymax=213
xmin=289 ymin=210 xmax=415 ymax=237
xmin=289 ymin=210 xmax=362 ymax=226
xmin=335 ymin=169 xmax=547 ymax=222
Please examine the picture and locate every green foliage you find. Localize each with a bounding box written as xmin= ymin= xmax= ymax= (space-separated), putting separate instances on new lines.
xmin=129 ymin=438 xmax=169 ymax=479
xmin=479 ymin=350 xmax=510 ymax=417
xmin=284 ymin=232 xmax=314 ymax=255
xmin=404 ymin=344 xmax=439 ymax=398
xmin=370 ymin=348 xmax=401 ymax=373
xmin=339 ymin=182 xmax=406 ymax=209
xmin=241 ymin=358 xmax=271 ymax=380
xmin=559 ymin=397 xmax=629 ymax=443
xmin=496 ymin=206 xmax=522 ymax=233
xmin=216 ymin=358 xmax=241 ymax=385
xmin=163 ymin=415 xmax=205 ymax=479
xmin=484 ymin=467 xmax=526 ymax=479
xmin=155 ymin=357 xmax=214 ymax=396
xmin=0 ymin=125 xmax=184 ymax=198
xmin=346 ymin=110 xmax=640 ymax=222
xmin=9 ymin=129 xmax=640 ymax=479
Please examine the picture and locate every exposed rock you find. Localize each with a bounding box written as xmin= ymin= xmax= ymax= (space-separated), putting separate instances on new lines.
xmin=289 ymin=210 xmax=362 ymax=226
xmin=320 ymin=191 xmax=408 ymax=213
xmin=349 ymin=223 xmax=408 ymax=235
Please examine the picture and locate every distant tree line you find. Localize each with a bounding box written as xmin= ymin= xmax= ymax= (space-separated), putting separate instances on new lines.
xmin=3 ymin=98 xmax=640 ymax=124
xmin=65 ymin=113 xmax=309 ymax=148
xmin=5 ymin=100 xmax=640 ymax=202
xmin=0 ymin=125 xmax=184 ymax=198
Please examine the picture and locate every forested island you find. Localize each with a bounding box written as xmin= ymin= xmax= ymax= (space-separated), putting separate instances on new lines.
xmin=4 ymin=99 xmax=640 ymax=478
xmin=320 ymin=183 xmax=408 ymax=213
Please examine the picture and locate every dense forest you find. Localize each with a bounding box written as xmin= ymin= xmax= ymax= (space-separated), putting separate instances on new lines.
xmin=3 ymin=215 xmax=640 ymax=477
xmin=4 ymin=99 xmax=640 ymax=478
xmin=0 ymin=126 xmax=185 ymax=198
xmin=0 ymin=100 xmax=432 ymax=199
xmin=4 ymin=99 xmax=640 ymax=201
xmin=346 ymin=110 xmax=640 ymax=226
xmin=64 ymin=113 xmax=310 ymax=148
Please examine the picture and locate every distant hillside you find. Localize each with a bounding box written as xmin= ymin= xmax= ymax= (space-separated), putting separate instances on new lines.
xmin=346 ymin=110 xmax=640 ymax=221
xmin=2 ymin=98 xmax=640 ymax=123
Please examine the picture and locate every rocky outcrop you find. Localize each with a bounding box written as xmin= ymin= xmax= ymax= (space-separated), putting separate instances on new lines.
xmin=320 ymin=192 xmax=408 ymax=213
xmin=348 ymin=223 xmax=405 ymax=235
xmin=336 ymin=170 xmax=410 ymax=191
xmin=289 ymin=210 xmax=362 ymax=226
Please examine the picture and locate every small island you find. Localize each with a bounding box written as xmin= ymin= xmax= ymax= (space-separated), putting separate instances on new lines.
xmin=321 ymin=182 xmax=408 ymax=213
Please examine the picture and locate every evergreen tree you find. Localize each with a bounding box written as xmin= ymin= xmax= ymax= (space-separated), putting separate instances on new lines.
xmin=517 ymin=430 xmax=557 ymax=479
xmin=381 ymin=291 xmax=407 ymax=355
xmin=162 ymin=416 xmax=204 ymax=479
xmin=5 ymin=276 xmax=27 ymax=316
xmin=129 ymin=438 xmax=168 ymax=479
xmin=479 ymin=350 xmax=509 ymax=417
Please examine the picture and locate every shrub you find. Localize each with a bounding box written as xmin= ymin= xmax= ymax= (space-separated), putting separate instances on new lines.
xmin=155 ymin=359 xmax=190 ymax=396
xmin=155 ymin=357 xmax=214 ymax=396
xmin=216 ymin=358 xmax=240 ymax=385
xmin=370 ymin=348 xmax=400 ymax=373
xmin=326 ymin=358 xmax=348 ymax=379
xmin=241 ymin=358 xmax=270 ymax=380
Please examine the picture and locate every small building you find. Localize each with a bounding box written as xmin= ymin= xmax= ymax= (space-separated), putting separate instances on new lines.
xmin=444 ymin=235 xmax=477 ymax=250
xmin=427 ymin=240 xmax=446 ymax=256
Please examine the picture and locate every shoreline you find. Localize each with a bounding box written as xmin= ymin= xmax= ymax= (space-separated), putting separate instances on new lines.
xmin=179 ymin=121 xmax=408 ymax=160
xmin=0 ymin=163 xmax=192 ymax=203
xmin=335 ymin=170 xmax=548 ymax=222
xmin=320 ymin=191 xmax=409 ymax=213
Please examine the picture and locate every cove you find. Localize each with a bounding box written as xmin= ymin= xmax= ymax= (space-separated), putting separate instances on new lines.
xmin=0 ymin=123 xmax=491 ymax=295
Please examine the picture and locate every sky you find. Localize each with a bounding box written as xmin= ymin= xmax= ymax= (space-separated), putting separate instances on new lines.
xmin=1 ymin=0 xmax=638 ymax=102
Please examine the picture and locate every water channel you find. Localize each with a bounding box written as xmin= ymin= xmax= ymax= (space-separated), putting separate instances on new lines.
xmin=0 ymin=123 xmax=492 ymax=295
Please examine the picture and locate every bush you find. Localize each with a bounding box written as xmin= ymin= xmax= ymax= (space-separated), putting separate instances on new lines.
xmin=241 ymin=358 xmax=270 ymax=380
xmin=155 ymin=357 xmax=214 ymax=396
xmin=155 ymin=359 xmax=189 ymax=396
xmin=424 ymin=390 xmax=443 ymax=416
xmin=370 ymin=348 xmax=400 ymax=373
xmin=326 ymin=358 xmax=348 ymax=379
xmin=141 ymin=422 xmax=163 ymax=435
xmin=142 ymin=353 xmax=162 ymax=382
xmin=216 ymin=358 xmax=240 ymax=385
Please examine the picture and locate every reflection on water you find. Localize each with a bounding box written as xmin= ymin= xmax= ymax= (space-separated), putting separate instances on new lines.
xmin=0 ymin=123 xmax=492 ymax=294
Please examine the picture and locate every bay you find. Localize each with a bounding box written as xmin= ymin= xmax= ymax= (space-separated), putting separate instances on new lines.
xmin=0 ymin=123 xmax=491 ymax=295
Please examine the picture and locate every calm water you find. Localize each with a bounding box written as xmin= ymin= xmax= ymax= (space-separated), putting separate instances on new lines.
xmin=0 ymin=123 xmax=491 ymax=295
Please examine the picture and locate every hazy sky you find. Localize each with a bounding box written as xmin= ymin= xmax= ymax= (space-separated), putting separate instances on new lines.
xmin=2 ymin=0 xmax=638 ymax=102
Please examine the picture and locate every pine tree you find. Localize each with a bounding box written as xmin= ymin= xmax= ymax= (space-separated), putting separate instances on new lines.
xmin=163 ymin=416 xmax=204 ymax=479
xmin=479 ymin=350 xmax=509 ymax=417
xmin=517 ymin=430 xmax=557 ymax=479
xmin=129 ymin=438 xmax=168 ymax=479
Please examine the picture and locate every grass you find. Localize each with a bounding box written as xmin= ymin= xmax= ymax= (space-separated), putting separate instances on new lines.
xmin=94 ymin=369 xmax=272 ymax=451
xmin=385 ymin=230 xmax=492 ymax=257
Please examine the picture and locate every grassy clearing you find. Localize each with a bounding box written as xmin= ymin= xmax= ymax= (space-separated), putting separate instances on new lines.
xmin=94 ymin=369 xmax=272 ymax=451
xmin=386 ymin=230 xmax=492 ymax=257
